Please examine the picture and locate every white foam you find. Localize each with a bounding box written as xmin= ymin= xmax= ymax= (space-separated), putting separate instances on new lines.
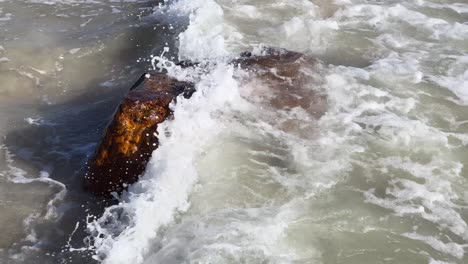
xmin=88 ymin=61 xmax=245 ymax=263
xmin=86 ymin=0 xmax=468 ymax=263
xmin=335 ymin=3 xmax=468 ymax=41
xmin=364 ymin=156 xmax=467 ymax=256
xmin=417 ymin=1 xmax=468 ymax=15
xmin=233 ymin=5 xmax=259 ymax=18
xmin=141 ymin=207 xmax=302 ymax=263
xmin=88 ymin=1 xmax=332 ymax=262
xmin=0 ymin=7 xmax=11 ymax=22
xmin=403 ymin=232 xmax=465 ymax=259
xmin=431 ymin=68 xmax=468 ymax=104
xmin=174 ymin=0 xmax=229 ymax=60
xmin=69 ymin=48 xmax=81 ymax=55
xmin=25 ymin=117 xmax=42 ymax=126
xmin=272 ymin=17 xmax=339 ymax=52
xmin=448 ymin=3 xmax=468 ymax=14
xmin=323 ymin=40 xmax=468 ymax=258
xmin=429 ymin=258 xmax=455 ymax=264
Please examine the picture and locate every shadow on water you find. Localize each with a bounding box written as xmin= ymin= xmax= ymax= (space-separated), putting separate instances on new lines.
xmin=1 ymin=1 xmax=188 ymax=263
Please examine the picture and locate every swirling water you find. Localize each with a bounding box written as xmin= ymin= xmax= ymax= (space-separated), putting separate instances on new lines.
xmin=0 ymin=0 xmax=468 ymax=263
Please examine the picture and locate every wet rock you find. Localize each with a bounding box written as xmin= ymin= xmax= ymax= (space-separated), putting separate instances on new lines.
xmin=232 ymin=48 xmax=328 ymax=136
xmin=84 ymin=48 xmax=326 ymax=197
xmin=234 ymin=48 xmax=327 ymax=116
xmin=83 ymin=73 xmax=194 ymax=197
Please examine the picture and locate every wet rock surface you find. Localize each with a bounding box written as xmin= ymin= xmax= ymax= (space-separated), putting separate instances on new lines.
xmin=233 ymin=48 xmax=328 ymax=136
xmin=83 ymin=73 xmax=194 ymax=197
xmin=84 ymin=48 xmax=327 ymax=198
xmin=233 ymin=48 xmax=327 ymax=117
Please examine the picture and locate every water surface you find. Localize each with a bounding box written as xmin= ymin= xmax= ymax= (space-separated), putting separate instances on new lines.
xmin=1 ymin=0 xmax=468 ymax=264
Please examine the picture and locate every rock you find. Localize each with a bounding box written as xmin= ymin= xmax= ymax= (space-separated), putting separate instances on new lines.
xmin=84 ymin=48 xmax=326 ymax=197
xmin=233 ymin=48 xmax=326 ymax=117
xmin=83 ymin=73 xmax=194 ymax=197
xmin=232 ymin=48 xmax=327 ymax=136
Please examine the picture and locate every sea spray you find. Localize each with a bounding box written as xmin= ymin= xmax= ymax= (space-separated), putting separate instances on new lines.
xmin=87 ymin=60 xmax=246 ymax=263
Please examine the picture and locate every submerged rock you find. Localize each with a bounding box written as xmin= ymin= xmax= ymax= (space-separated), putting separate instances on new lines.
xmin=234 ymin=48 xmax=327 ymax=116
xmin=233 ymin=48 xmax=327 ymax=136
xmin=84 ymin=48 xmax=326 ymax=198
xmin=83 ymin=73 xmax=194 ymax=197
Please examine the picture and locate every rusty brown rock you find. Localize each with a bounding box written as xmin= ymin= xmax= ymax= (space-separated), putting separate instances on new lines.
xmin=84 ymin=48 xmax=326 ymax=198
xmin=83 ymin=73 xmax=194 ymax=197
xmin=233 ymin=48 xmax=327 ymax=117
xmin=233 ymin=48 xmax=328 ymax=136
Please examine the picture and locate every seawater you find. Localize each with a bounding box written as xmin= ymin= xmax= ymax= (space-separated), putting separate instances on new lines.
xmin=1 ymin=0 xmax=468 ymax=264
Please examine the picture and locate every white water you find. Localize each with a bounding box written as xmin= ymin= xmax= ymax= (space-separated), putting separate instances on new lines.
xmin=1 ymin=0 xmax=468 ymax=263
xmin=83 ymin=0 xmax=468 ymax=264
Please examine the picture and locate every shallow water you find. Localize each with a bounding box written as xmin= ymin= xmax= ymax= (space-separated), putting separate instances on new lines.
xmin=1 ymin=0 xmax=468 ymax=263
